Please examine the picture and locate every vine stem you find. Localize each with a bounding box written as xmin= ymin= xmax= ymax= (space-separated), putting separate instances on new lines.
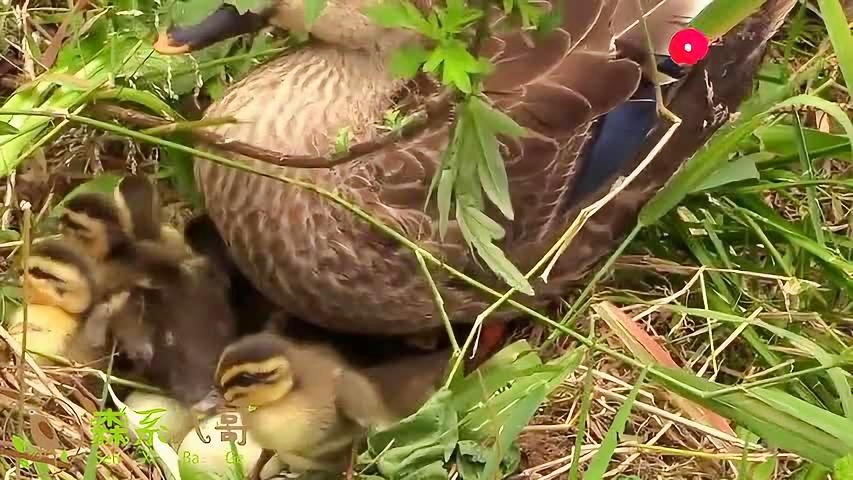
xmin=0 ymin=108 xmax=707 ymax=399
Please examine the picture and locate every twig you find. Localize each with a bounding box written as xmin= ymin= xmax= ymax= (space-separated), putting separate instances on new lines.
xmin=15 ymin=204 xmax=32 ymax=479
xmin=1 ymin=74 xmax=454 ymax=170
xmin=0 ymin=446 xmax=73 ymax=468
xmin=40 ymin=0 xmax=91 ymax=69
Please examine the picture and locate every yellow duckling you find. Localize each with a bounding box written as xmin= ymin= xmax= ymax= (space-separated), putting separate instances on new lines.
xmin=201 ymin=331 xmax=450 ymax=477
xmin=3 ymin=240 xmax=108 ymax=366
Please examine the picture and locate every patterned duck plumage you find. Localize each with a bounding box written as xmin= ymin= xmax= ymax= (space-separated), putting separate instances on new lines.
xmin=153 ymin=0 xmax=797 ymax=344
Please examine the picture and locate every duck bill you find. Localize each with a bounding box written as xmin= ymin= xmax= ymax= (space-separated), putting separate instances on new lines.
xmin=190 ymin=389 xmax=227 ymax=419
xmin=153 ymin=3 xmax=271 ymax=55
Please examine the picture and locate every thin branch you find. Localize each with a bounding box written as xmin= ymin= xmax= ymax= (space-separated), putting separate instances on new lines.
xmin=0 ymin=446 xmax=73 ymax=468
xmin=0 ymin=74 xmax=454 ymax=170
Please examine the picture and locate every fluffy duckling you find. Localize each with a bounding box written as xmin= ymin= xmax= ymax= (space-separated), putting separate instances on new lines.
xmin=121 ymin=238 xmax=239 ymax=405
xmin=4 ymin=240 xmax=108 ymax=366
xmin=205 ymin=332 xmax=450 ymax=476
xmin=58 ymin=176 xmax=186 ymax=263
xmin=59 ymin=177 xmax=239 ymax=406
xmin=113 ymin=175 xmax=188 ymax=254
xmin=183 ymin=213 xmax=277 ymax=335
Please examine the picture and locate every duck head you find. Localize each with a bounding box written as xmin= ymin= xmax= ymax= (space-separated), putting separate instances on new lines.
xmin=24 ymin=240 xmax=97 ymax=314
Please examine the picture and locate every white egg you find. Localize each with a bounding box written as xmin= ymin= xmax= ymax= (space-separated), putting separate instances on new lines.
xmin=123 ymin=391 xmax=195 ymax=446
xmin=178 ymin=411 xmax=283 ymax=479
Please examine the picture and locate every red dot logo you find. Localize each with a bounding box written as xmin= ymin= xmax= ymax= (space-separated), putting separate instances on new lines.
xmin=668 ymin=28 xmax=710 ymax=65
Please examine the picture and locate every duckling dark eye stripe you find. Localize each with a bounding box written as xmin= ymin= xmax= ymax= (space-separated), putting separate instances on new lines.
xmin=27 ymin=267 xmax=64 ymax=283
xmin=222 ymin=371 xmax=278 ymax=390
xmin=60 ymin=215 xmax=88 ymax=232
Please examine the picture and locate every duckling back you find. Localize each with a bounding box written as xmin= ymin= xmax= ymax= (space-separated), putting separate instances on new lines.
xmin=131 ymin=241 xmax=239 ymax=405
xmin=4 ymin=304 xmax=78 ymax=365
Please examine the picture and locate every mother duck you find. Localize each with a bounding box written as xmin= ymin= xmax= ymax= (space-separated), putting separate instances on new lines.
xmin=154 ymin=0 xmax=797 ymax=351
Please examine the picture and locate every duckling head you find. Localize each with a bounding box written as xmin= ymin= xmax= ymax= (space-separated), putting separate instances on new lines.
xmin=113 ymin=175 xmax=162 ymax=242
xmin=214 ymin=333 xmax=295 ymax=409
xmin=24 ymin=240 xmax=97 ymax=314
xmin=59 ymin=193 xmax=130 ymax=260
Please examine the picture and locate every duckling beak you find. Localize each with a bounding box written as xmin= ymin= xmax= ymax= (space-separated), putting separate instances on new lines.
xmin=190 ymin=389 xmax=226 ymax=419
xmin=153 ymin=4 xmax=271 ymax=55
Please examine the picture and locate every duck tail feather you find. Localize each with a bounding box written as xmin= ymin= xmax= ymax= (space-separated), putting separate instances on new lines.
xmin=546 ymin=0 xmax=798 ymax=285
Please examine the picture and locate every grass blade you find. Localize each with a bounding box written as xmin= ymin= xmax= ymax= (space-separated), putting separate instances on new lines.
xmin=583 ymin=369 xmax=648 ymax=479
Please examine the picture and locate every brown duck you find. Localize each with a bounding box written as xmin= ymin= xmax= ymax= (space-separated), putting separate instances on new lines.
xmin=154 ymin=0 xmax=798 ymax=354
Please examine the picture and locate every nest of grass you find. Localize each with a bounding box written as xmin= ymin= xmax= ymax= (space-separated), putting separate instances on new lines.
xmin=512 ymin=324 xmax=806 ymax=480
xmin=0 ymin=333 xmax=168 ymax=480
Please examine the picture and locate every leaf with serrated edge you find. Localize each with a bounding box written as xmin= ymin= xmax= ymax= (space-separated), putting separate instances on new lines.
xmin=472 ymin=235 xmax=533 ymax=295
xmin=473 ymin=114 xmax=514 ymax=220
xmin=391 ymin=44 xmax=428 ymax=79
xmin=470 ymin=96 xmax=527 ymax=137
xmin=463 ymin=205 xmax=505 ymax=240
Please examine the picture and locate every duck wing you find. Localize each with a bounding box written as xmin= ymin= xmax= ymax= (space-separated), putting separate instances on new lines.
xmin=352 ymin=0 xmax=641 ymax=271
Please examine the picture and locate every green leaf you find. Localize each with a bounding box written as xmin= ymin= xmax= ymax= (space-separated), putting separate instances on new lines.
xmin=457 ymin=347 xmax=584 ymax=478
xmin=390 ymin=45 xmax=429 ymax=79
xmin=689 ymin=0 xmax=769 ymax=40
xmin=835 ymin=454 xmax=853 ymax=480
xmin=0 ymin=121 xmax=18 ymax=135
xmin=775 ymin=95 xmax=853 ymax=160
xmin=658 ymin=367 xmax=850 ymax=467
xmin=458 ymin=204 xmax=533 ymax=295
xmin=468 ymin=97 xmax=526 ymax=138
xmin=364 ymin=0 xmax=434 ymax=35
xmin=691 ymin=154 xmax=762 ymax=192
xmin=437 ymin=169 xmax=456 ymax=239
xmin=12 ymin=434 xmax=29 ymax=453
xmin=304 ymin=0 xmax=328 ymax=27
xmin=472 ymin=116 xmax=513 ymax=220
xmin=815 ymin=0 xmax=853 ymax=91
xmin=362 ymin=389 xmax=457 ymax=479
xmin=450 ymin=340 xmax=542 ymax=413
xmin=754 ymin=125 xmax=850 ymax=158
xmin=753 ymin=386 xmax=853 ymax=446
xmin=463 ymin=205 xmax=505 ymax=240
xmin=482 ymin=383 xmax=546 ymax=479
xmin=224 ymin=0 xmax=267 ymax=14
xmin=584 ymin=369 xmax=648 ymax=479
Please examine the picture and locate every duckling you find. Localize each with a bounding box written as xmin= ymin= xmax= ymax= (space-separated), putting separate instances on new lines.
xmin=206 ymin=332 xmax=450 ymax=476
xmin=60 ymin=179 xmax=239 ymax=405
xmin=58 ymin=192 xmax=131 ymax=262
xmin=183 ymin=213 xmax=275 ymax=335
xmin=113 ymin=175 xmax=188 ymax=254
xmin=86 ymin=236 xmax=239 ymax=405
xmin=3 ymin=239 xmax=109 ymax=367
xmin=59 ymin=176 xmax=186 ymax=263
